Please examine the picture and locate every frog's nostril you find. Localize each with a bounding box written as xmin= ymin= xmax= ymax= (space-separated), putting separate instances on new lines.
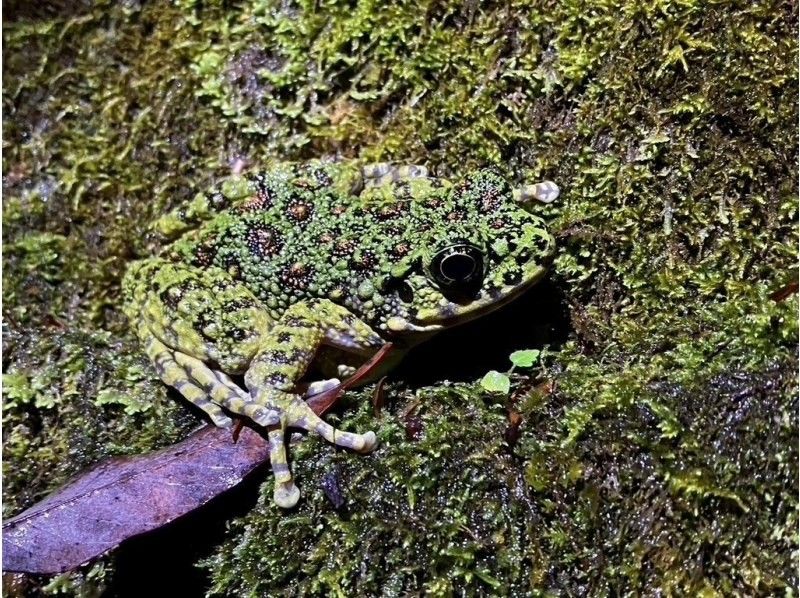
xmin=397 ymin=281 xmax=414 ymax=304
xmin=385 ymin=278 xmax=414 ymax=304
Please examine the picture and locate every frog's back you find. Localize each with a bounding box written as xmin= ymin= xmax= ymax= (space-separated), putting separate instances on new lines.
xmin=157 ymin=161 xmax=450 ymax=329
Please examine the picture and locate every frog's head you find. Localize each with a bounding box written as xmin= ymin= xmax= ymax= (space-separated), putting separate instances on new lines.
xmin=377 ymin=168 xmax=557 ymax=339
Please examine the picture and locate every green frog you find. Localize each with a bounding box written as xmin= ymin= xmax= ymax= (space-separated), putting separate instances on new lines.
xmin=122 ymin=161 xmax=558 ymax=507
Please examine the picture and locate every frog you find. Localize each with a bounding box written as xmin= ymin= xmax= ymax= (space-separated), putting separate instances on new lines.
xmin=122 ymin=160 xmax=558 ymax=508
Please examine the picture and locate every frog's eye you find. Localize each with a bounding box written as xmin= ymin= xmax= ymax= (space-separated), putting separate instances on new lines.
xmin=429 ymin=244 xmax=485 ymax=290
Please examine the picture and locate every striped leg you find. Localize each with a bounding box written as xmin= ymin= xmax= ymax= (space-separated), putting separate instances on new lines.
xmin=139 ymin=324 xmax=278 ymax=427
xmin=268 ymin=427 xmax=299 ymax=508
xmin=244 ymin=299 xmax=384 ymax=507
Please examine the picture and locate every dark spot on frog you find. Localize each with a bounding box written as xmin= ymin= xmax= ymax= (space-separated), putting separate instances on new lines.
xmin=229 ymin=327 xmax=248 ymax=342
xmin=446 ymin=207 xmax=468 ymax=221
xmin=269 ymin=349 xmax=303 ymax=365
xmin=160 ymin=282 xmax=194 ymax=311
xmin=279 ymin=262 xmax=313 ymax=290
xmin=223 ymin=298 xmax=256 ymax=312
xmin=246 ymin=223 xmax=282 ymax=258
xmin=481 ymin=188 xmax=503 ymax=212
xmin=236 ymin=190 xmax=272 ymax=213
xmin=206 ymin=191 xmax=230 ymax=211
xmin=332 ymin=238 xmax=357 ymax=257
xmin=286 ymin=199 xmax=313 ymax=222
xmin=313 ymin=167 xmax=333 ymax=187
xmin=221 ymin=254 xmax=242 ymax=279
xmin=350 ymin=249 xmax=378 ymax=271
xmin=282 ymin=316 xmax=311 ymax=329
xmin=392 ymin=241 xmax=412 ymax=258
xmin=194 ymin=310 xmax=228 ymax=342
xmin=373 ymin=199 xmax=410 ymax=221
xmin=192 ymin=240 xmax=218 ymax=268
xmin=261 ymin=372 xmax=290 ymax=388
xmin=534 ymin=234 xmax=551 ymax=253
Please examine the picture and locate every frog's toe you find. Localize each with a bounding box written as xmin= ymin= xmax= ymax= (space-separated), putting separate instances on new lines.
xmin=247 ymin=405 xmax=280 ymax=427
xmin=337 ymin=427 xmax=377 ymax=452
xmin=273 ymin=480 xmax=300 ymax=509
xmin=288 ymin=400 xmax=379 ymax=453
xmin=355 ymin=430 xmax=378 ymax=454
xmin=209 ymin=411 xmax=235 ymax=429
xmin=304 ymin=378 xmax=341 ymax=397
xmin=337 ymin=364 xmax=357 ymax=378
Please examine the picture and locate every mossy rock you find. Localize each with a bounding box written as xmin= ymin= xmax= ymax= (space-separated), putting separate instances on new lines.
xmin=2 ymin=0 xmax=796 ymax=595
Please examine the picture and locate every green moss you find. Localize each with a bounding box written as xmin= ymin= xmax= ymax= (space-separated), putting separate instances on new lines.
xmin=3 ymin=0 xmax=796 ymax=595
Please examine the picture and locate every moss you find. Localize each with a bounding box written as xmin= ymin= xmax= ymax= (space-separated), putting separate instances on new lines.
xmin=2 ymin=0 xmax=797 ymax=595
xmin=202 ymin=386 xmax=529 ymax=595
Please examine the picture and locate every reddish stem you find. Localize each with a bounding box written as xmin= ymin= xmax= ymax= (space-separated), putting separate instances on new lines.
xmin=306 ymin=343 xmax=395 ymax=416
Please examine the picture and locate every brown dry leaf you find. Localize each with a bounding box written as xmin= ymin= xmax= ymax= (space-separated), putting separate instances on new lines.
xmin=2 ymin=426 xmax=268 ymax=575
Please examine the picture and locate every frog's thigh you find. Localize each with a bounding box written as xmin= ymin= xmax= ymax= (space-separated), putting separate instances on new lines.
xmin=140 ymin=324 xmax=278 ymax=427
xmin=362 ymin=162 xmax=428 ymax=187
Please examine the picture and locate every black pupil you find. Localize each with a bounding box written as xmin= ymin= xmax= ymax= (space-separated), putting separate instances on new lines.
xmin=440 ymin=253 xmax=477 ymax=282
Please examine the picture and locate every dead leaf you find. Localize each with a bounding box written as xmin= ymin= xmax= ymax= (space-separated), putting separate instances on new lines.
xmin=2 ymin=426 xmax=268 ymax=575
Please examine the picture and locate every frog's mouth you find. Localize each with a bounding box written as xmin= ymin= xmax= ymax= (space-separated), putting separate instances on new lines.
xmin=386 ymin=262 xmax=549 ymax=335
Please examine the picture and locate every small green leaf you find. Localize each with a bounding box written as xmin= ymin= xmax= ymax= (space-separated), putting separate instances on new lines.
xmin=509 ymin=349 xmax=540 ymax=368
xmin=480 ymin=371 xmax=510 ymax=394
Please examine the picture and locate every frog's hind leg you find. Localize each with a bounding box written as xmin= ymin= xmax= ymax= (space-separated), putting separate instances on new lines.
xmin=259 ymin=396 xmax=378 ymax=510
xmin=245 ymin=299 xmax=383 ymax=507
xmin=362 ymin=162 xmax=429 ymax=187
xmin=139 ymin=323 xmax=278 ymax=428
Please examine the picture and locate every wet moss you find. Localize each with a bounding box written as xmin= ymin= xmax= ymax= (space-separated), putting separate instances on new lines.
xmin=2 ymin=0 xmax=797 ymax=595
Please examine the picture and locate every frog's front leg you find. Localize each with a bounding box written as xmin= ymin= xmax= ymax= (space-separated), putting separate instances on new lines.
xmin=245 ymin=299 xmax=384 ymax=508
